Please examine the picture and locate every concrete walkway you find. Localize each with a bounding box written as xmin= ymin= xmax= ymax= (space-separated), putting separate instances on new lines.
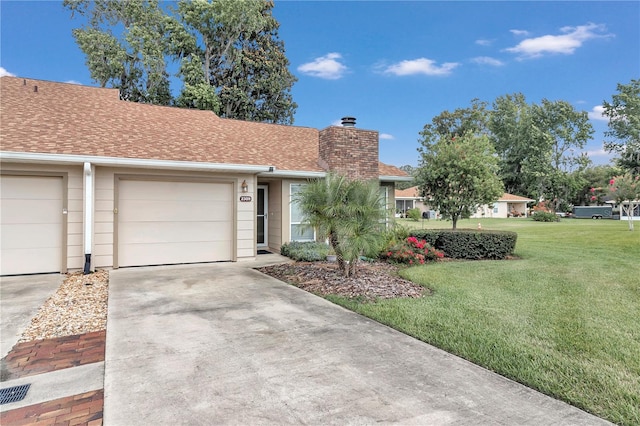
xmin=104 ymin=258 xmax=609 ymax=425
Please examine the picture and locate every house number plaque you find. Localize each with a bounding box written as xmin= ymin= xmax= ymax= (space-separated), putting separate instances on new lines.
xmin=240 ymin=196 xmax=252 ymax=202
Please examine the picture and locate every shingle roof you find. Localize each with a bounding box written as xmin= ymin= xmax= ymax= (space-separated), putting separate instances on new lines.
xmin=498 ymin=193 xmax=534 ymax=202
xmin=394 ymin=187 xmax=534 ymax=203
xmin=0 ymin=77 xmax=406 ymax=177
xmin=395 ymin=186 xmax=420 ymax=198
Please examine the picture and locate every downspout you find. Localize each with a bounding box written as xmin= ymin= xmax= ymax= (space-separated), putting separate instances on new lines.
xmin=83 ymin=162 xmax=93 ymax=274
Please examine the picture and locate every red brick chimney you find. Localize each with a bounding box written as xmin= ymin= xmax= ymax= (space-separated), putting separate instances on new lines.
xmin=318 ymin=117 xmax=379 ymax=180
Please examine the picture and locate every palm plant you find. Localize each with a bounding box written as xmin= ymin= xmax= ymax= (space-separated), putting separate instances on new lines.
xmin=294 ymin=173 xmax=387 ymax=277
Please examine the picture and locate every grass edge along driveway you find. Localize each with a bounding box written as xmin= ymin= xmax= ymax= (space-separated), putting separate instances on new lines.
xmin=328 ymin=218 xmax=639 ymax=426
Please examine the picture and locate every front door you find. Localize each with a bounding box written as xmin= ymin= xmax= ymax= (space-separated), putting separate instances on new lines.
xmin=257 ymin=185 xmax=268 ymax=247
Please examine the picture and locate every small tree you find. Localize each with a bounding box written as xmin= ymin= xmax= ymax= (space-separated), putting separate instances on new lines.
xmin=417 ymin=132 xmax=504 ymax=230
xmin=294 ymin=173 xmax=387 ymax=277
xmin=608 ymin=174 xmax=640 ymax=231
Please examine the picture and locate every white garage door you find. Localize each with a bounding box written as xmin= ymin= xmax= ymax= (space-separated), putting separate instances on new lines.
xmin=117 ymin=179 xmax=234 ymax=267
xmin=1 ymin=175 xmax=63 ymax=275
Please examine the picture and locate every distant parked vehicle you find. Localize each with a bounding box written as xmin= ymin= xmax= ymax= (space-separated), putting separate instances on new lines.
xmin=572 ymin=206 xmax=613 ymax=219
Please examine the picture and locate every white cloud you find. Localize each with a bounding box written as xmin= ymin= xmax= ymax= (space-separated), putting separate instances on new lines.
xmin=298 ymin=53 xmax=348 ymax=80
xmin=510 ymin=29 xmax=530 ymax=37
xmin=471 ymin=56 xmax=505 ymax=67
xmin=384 ymin=58 xmax=459 ymax=76
xmin=65 ymin=80 xmax=82 ymax=85
xmin=586 ymin=148 xmax=610 ymax=158
xmin=379 ymin=133 xmax=394 ymax=140
xmin=588 ymin=105 xmax=609 ymax=121
xmin=505 ymin=23 xmax=612 ymax=59
xmin=475 ymin=39 xmax=492 ymax=46
xmin=0 ymin=67 xmax=16 ymax=77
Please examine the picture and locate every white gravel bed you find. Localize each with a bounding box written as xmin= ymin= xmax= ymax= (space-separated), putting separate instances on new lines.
xmin=18 ymin=270 xmax=109 ymax=342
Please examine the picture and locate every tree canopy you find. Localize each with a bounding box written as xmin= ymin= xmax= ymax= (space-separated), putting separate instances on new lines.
xmin=603 ymin=79 xmax=640 ymax=174
xmin=416 ymin=132 xmax=504 ymax=230
xmin=486 ymin=94 xmax=593 ymax=210
xmin=65 ymin=0 xmax=297 ymax=124
xmin=608 ymin=173 xmax=640 ymax=231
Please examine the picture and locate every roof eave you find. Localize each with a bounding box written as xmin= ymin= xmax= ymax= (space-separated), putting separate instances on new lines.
xmin=0 ymin=151 xmax=274 ymax=174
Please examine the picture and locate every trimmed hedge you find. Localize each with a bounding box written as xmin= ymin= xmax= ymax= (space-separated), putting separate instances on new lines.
xmin=409 ymin=229 xmax=517 ymax=260
xmin=280 ymin=241 xmax=329 ymax=261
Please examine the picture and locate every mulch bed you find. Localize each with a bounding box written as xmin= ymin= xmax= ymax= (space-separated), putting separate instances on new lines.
xmin=257 ymin=261 xmax=431 ymax=301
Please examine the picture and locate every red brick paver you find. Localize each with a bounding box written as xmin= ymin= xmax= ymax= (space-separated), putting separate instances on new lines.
xmin=1 ymin=331 xmax=105 ymax=380
xmin=0 ymin=389 xmax=103 ymax=426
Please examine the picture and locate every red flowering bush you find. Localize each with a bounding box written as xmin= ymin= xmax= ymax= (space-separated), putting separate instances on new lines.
xmin=382 ymin=237 xmax=444 ymax=265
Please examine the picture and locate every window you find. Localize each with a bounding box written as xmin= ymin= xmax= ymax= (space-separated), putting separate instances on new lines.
xmin=290 ymin=184 xmax=315 ymax=241
xmin=380 ymin=185 xmax=392 ymax=225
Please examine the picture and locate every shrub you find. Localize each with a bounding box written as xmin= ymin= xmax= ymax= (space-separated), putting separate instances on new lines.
xmin=532 ymin=211 xmax=559 ymax=222
xmin=406 ymin=208 xmax=422 ymax=221
xmin=280 ymin=241 xmax=329 ymax=261
xmin=409 ymin=229 xmax=517 ymax=260
xmin=380 ymin=222 xmax=411 ymax=252
xmin=381 ymin=236 xmax=444 ymax=265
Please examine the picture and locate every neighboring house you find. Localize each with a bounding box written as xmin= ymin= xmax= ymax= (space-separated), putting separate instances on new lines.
xmin=394 ymin=186 xmax=430 ymax=217
xmin=471 ymin=193 xmax=534 ymax=219
xmin=605 ymin=200 xmax=640 ymax=221
xmin=395 ymin=187 xmax=534 ymax=220
xmin=0 ymin=77 xmax=409 ymax=275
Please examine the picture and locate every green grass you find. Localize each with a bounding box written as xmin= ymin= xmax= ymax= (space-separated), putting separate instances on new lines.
xmin=328 ymin=218 xmax=640 ymax=425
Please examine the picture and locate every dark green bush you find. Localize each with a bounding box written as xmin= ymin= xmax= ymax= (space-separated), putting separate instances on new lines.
xmin=409 ymin=229 xmax=517 ymax=260
xmin=280 ymin=241 xmax=329 ymax=261
xmin=532 ymin=211 xmax=559 ymax=222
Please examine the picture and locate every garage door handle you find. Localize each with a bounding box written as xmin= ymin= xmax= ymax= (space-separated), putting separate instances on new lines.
xmin=114 ymin=208 xmax=118 ymax=214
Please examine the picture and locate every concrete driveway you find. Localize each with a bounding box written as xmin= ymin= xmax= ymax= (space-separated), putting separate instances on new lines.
xmin=0 ymin=274 xmax=62 ymax=359
xmin=104 ymin=259 xmax=609 ymax=425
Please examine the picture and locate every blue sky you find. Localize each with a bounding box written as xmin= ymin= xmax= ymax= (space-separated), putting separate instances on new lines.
xmin=1 ymin=1 xmax=639 ymax=168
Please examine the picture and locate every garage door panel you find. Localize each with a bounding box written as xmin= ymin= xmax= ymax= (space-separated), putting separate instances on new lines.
xmin=119 ymin=200 xmax=232 ymax=222
xmin=1 ymin=224 xmax=62 ymax=249
xmin=1 ymin=175 xmax=63 ymax=275
xmin=1 ymin=248 xmax=60 ymax=275
xmin=0 ymin=199 xmax=61 ymax=224
xmin=0 ymin=176 xmax=62 ymax=199
xmin=119 ymin=222 xmax=232 ymax=244
xmin=119 ymin=180 xmax=232 ymax=201
xmin=118 ymin=179 xmax=234 ymax=267
xmin=119 ymin=241 xmax=231 ymax=267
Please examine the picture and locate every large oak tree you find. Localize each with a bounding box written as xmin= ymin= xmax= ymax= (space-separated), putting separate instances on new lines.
xmin=65 ymin=0 xmax=297 ymax=123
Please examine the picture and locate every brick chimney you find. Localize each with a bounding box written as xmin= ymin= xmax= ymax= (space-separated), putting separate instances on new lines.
xmin=318 ymin=117 xmax=379 ymax=180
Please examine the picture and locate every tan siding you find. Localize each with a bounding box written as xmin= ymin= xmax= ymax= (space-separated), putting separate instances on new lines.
xmin=67 ymin=167 xmax=84 ymax=270
xmin=266 ymin=181 xmax=282 ymax=251
xmin=236 ymin=176 xmax=255 ymax=259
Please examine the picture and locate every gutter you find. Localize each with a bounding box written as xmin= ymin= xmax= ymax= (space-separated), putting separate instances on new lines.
xmin=380 ymin=175 xmax=413 ymax=182
xmin=83 ymin=162 xmax=93 ymax=274
xmin=0 ymin=152 xmax=275 ymax=174
xmin=261 ymin=170 xmax=326 ymax=179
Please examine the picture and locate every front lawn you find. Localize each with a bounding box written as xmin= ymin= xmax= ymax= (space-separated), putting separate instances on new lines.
xmin=329 ymin=218 xmax=640 ymax=425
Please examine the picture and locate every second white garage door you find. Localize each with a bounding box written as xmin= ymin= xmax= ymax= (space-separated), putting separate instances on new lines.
xmin=117 ymin=179 xmax=234 ymax=267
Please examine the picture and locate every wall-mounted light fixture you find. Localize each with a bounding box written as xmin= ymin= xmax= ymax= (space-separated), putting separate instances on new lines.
xmin=241 ymin=180 xmax=249 ymax=193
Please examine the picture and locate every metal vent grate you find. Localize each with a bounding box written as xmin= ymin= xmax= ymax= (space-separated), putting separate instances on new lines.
xmin=0 ymin=384 xmax=31 ymax=404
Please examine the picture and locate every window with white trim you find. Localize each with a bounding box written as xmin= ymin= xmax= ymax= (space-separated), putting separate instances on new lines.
xmin=290 ymin=184 xmax=315 ymax=241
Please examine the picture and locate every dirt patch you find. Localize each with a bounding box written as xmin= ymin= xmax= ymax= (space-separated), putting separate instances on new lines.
xmin=257 ymin=261 xmax=430 ymax=301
